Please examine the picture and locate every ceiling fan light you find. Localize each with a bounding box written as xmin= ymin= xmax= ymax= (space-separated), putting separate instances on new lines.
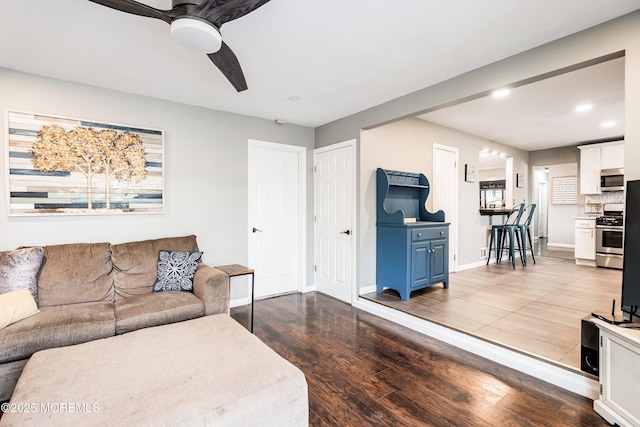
xmin=170 ymin=18 xmax=222 ymax=54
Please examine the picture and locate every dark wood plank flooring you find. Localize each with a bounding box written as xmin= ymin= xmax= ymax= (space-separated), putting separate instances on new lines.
xmin=231 ymin=292 xmax=608 ymax=427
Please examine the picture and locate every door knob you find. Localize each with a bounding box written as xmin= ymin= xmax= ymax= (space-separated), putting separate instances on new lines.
xmin=340 ymin=230 xmax=351 ymax=236
xmin=252 ymin=227 xmax=263 ymax=233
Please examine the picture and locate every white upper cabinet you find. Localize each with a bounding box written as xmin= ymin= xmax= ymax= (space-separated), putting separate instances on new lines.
xmin=578 ymin=141 xmax=624 ymax=195
xmin=579 ymin=145 xmax=602 ymax=194
xmin=600 ymin=143 xmax=624 ymax=170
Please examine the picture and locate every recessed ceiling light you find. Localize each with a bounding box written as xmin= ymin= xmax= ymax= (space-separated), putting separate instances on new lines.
xmin=575 ymin=104 xmax=593 ymax=112
xmin=491 ymin=150 xmax=499 ymax=155
xmin=601 ymin=121 xmax=616 ymax=128
xmin=480 ymin=153 xmax=488 ymax=157
xmin=288 ymin=96 xmax=301 ymax=101
xmin=492 ymin=89 xmax=510 ymax=98
xmin=499 ymin=152 xmax=506 ymax=157
xmin=481 ymin=148 xmax=489 ymax=153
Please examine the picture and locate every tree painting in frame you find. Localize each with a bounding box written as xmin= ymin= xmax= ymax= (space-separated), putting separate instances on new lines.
xmin=6 ymin=111 xmax=164 ymax=216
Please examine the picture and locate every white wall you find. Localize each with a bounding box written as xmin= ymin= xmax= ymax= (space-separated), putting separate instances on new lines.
xmin=359 ymin=118 xmax=528 ymax=290
xmin=0 ymin=69 xmax=315 ymax=299
xmin=546 ymin=163 xmax=579 ymax=247
xmin=479 ymin=168 xmax=506 ymax=181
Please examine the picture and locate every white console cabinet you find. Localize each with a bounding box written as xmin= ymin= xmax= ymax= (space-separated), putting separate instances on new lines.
xmin=592 ymin=319 xmax=640 ymax=427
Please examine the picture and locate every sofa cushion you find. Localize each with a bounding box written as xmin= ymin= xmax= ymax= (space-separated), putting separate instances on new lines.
xmin=0 ymin=302 xmax=115 ymax=364
xmin=114 ymin=291 xmax=204 ymax=335
xmin=153 ymin=250 xmax=203 ymax=292
xmin=37 ymin=242 xmax=114 ymax=307
xmin=0 ymin=358 xmax=29 ymax=402
xmin=111 ymin=235 xmax=199 ymax=300
xmin=0 ymin=247 xmax=44 ymax=304
xmin=0 ymin=288 xmax=40 ymax=330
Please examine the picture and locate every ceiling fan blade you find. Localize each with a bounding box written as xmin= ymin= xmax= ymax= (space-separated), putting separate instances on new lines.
xmin=207 ymin=42 xmax=247 ymax=92
xmin=87 ymin=0 xmax=175 ymax=24
xmin=199 ymin=0 xmax=271 ymax=28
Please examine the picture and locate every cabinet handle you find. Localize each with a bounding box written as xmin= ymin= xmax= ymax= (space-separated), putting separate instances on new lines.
xmin=440 ymin=231 xmax=444 ymax=235
xmin=417 ymin=233 xmax=422 ymax=237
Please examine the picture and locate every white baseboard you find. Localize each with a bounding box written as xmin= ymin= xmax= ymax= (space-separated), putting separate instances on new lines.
xmin=353 ymin=298 xmax=599 ymax=399
xmin=301 ymin=284 xmax=316 ymax=293
xmin=456 ymin=260 xmax=492 ymax=271
xmin=230 ymin=297 xmax=250 ymax=308
xmin=359 ymin=285 xmax=376 ymax=294
xmin=547 ymin=243 xmax=575 ymax=249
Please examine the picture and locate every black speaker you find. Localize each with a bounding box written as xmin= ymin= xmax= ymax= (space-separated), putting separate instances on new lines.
xmin=580 ymin=317 xmax=599 ymax=376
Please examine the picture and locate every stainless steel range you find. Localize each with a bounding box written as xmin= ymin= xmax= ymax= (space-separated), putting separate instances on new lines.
xmin=596 ymin=203 xmax=624 ymax=269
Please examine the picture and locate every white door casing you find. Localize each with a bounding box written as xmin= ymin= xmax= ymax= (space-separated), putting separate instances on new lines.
xmin=538 ymin=181 xmax=549 ymax=238
xmin=314 ymin=140 xmax=355 ymax=304
xmin=432 ymin=144 xmax=458 ymax=272
xmin=248 ymin=140 xmax=306 ymax=299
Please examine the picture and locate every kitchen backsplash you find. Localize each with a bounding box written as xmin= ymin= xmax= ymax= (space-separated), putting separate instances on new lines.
xmin=584 ymin=191 xmax=624 ymax=216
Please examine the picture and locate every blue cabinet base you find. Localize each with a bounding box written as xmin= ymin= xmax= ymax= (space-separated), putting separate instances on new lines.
xmin=376 ymin=223 xmax=449 ymax=301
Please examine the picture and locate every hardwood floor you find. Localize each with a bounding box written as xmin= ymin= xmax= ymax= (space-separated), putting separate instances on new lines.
xmin=231 ymin=292 xmax=608 ymax=426
xmin=362 ymin=255 xmax=622 ymax=372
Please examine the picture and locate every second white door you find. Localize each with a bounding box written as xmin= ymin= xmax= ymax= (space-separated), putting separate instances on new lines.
xmin=432 ymin=145 xmax=458 ymax=272
xmin=314 ymin=142 xmax=354 ymax=303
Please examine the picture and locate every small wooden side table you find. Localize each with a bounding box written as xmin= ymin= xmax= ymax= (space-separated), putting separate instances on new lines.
xmin=215 ymin=264 xmax=255 ymax=333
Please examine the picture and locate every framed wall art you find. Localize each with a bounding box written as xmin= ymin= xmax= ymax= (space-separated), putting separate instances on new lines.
xmin=5 ymin=110 xmax=164 ymax=216
xmin=551 ymin=175 xmax=577 ymax=205
xmin=464 ymin=164 xmax=475 ymax=183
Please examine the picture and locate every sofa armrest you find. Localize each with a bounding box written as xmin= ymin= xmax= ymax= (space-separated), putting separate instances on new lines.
xmin=193 ymin=265 xmax=230 ymax=315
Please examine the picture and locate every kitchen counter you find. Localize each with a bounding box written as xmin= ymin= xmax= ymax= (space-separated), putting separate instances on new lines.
xmin=479 ymin=209 xmax=511 ymax=216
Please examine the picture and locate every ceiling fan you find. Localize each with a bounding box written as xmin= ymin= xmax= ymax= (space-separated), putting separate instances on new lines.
xmin=87 ymin=0 xmax=271 ymax=92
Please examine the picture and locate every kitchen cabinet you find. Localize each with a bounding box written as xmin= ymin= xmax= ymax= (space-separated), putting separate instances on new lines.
xmin=578 ymin=141 xmax=624 ymax=195
xmin=592 ymin=319 xmax=640 ymax=427
xmin=601 ymin=143 xmax=625 ymax=170
xmin=575 ymin=218 xmax=596 ymax=266
xmin=579 ymin=145 xmax=601 ymax=194
xmin=376 ymin=168 xmax=449 ymax=301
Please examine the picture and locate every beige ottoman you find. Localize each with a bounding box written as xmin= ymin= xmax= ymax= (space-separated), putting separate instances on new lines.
xmin=1 ymin=315 xmax=308 ymax=426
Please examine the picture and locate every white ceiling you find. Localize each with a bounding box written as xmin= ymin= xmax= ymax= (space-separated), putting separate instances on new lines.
xmin=1 ymin=1 xmax=639 ymax=131
xmin=418 ymin=57 xmax=625 ymax=152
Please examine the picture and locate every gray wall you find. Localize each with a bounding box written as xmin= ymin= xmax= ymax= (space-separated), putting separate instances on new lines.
xmin=0 ymin=69 xmax=315 ymax=300
xmin=546 ymin=163 xmax=579 ymax=246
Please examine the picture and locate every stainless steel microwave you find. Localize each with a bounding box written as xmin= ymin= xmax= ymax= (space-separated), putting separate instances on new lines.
xmin=600 ymin=168 xmax=624 ymax=192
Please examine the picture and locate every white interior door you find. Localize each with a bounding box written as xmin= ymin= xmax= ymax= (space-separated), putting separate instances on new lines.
xmin=314 ymin=141 xmax=354 ymax=303
xmin=248 ymin=141 xmax=304 ymax=299
xmin=432 ymin=144 xmax=458 ymax=272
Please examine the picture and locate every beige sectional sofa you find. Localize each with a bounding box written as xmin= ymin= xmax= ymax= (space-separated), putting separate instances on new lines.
xmin=0 ymin=235 xmax=229 ymax=401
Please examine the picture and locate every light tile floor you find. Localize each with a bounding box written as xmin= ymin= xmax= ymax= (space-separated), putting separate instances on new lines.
xmin=361 ymin=254 xmax=622 ymax=374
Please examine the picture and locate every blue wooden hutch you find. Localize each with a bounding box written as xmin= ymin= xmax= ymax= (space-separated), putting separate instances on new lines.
xmin=376 ymin=168 xmax=449 ymax=300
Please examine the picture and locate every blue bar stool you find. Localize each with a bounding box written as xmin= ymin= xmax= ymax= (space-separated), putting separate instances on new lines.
xmin=514 ymin=204 xmax=537 ymax=266
xmin=487 ymin=203 xmax=524 ymax=268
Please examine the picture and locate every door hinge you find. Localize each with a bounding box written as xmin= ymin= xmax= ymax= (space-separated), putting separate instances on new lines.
xmin=314 ymin=215 xmax=316 ymax=222
xmin=600 ymin=384 xmax=603 ymax=395
xmin=600 ymin=336 xmax=603 ymax=347
xmin=314 ymin=265 xmax=317 ymax=272
xmin=314 ymin=165 xmax=317 ymax=172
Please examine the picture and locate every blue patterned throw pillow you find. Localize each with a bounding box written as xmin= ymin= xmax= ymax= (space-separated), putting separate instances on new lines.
xmin=153 ymin=250 xmax=203 ymax=292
